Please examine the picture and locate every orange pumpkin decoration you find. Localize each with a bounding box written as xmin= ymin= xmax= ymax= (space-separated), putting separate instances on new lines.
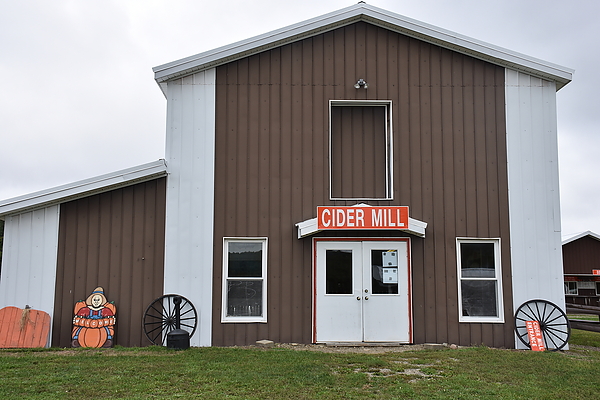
xmin=75 ymin=323 xmax=109 ymax=348
xmin=0 ymin=306 xmax=51 ymax=348
xmin=72 ymin=287 xmax=116 ymax=348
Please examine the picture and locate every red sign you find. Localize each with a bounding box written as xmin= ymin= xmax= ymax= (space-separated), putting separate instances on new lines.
xmin=317 ymin=206 xmax=409 ymax=230
xmin=593 ymin=270 xmax=600 ymax=275
xmin=526 ymin=321 xmax=545 ymax=351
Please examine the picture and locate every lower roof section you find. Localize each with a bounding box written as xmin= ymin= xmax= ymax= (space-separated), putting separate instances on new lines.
xmin=0 ymin=159 xmax=167 ymax=218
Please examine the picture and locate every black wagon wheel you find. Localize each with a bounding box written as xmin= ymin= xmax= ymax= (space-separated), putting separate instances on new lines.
xmin=514 ymin=299 xmax=571 ymax=351
xmin=143 ymin=294 xmax=197 ymax=346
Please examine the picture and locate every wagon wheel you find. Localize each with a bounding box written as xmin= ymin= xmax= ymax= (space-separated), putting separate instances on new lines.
xmin=142 ymin=294 xmax=197 ymax=346
xmin=514 ymin=299 xmax=571 ymax=351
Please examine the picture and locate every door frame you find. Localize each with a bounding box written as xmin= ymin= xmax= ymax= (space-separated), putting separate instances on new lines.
xmin=312 ymin=237 xmax=412 ymax=343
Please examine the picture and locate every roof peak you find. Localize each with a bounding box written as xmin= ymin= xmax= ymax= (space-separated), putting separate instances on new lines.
xmin=153 ymin=3 xmax=572 ymax=92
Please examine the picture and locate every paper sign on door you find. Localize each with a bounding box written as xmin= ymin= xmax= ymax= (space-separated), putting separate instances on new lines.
xmin=526 ymin=321 xmax=545 ymax=351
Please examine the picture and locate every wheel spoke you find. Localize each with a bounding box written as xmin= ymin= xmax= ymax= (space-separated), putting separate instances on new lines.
xmin=532 ymin=302 xmax=544 ymax=321
xmin=160 ymin=323 xmax=171 ymax=346
xmin=531 ymin=302 xmax=542 ymax=323
xmin=545 ymin=320 xmax=568 ymax=326
xmin=144 ymin=320 xmax=166 ymax=327
xmin=515 ymin=314 xmax=532 ymax=322
xmin=180 ymin=308 xmax=195 ymax=317
xmin=145 ymin=324 xmax=164 ymax=335
xmin=149 ymin=304 xmax=167 ymax=319
xmin=545 ymin=325 xmax=569 ymax=336
xmin=518 ymin=308 xmax=538 ymax=323
xmin=543 ymin=331 xmax=560 ymax=349
xmin=167 ymin=298 xmax=174 ymax=320
xmin=545 ymin=314 xmax=565 ymax=326
xmin=540 ymin=302 xmax=549 ymax=324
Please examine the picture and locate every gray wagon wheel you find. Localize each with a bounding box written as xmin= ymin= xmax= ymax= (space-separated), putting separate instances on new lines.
xmin=514 ymin=299 xmax=570 ymax=351
xmin=142 ymin=294 xmax=197 ymax=346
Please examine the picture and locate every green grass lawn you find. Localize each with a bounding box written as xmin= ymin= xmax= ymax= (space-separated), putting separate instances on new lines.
xmin=571 ymin=328 xmax=600 ymax=347
xmin=1 ymin=331 xmax=599 ymax=400
xmin=568 ymin=314 xmax=600 ymax=322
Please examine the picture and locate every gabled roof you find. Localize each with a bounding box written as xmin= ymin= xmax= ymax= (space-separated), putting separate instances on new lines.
xmin=0 ymin=160 xmax=167 ymax=218
xmin=562 ymin=231 xmax=600 ymax=245
xmin=153 ymin=2 xmax=573 ymax=92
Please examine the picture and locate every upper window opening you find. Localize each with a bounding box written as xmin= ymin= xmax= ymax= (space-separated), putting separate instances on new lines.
xmin=329 ymin=100 xmax=393 ymax=200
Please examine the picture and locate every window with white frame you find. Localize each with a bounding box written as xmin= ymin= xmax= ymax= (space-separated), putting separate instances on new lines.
xmin=564 ymin=281 xmax=578 ymax=295
xmin=596 ymin=282 xmax=600 ymax=296
xmin=329 ymin=100 xmax=393 ymax=200
xmin=222 ymin=238 xmax=267 ymax=323
xmin=457 ymin=238 xmax=504 ymax=323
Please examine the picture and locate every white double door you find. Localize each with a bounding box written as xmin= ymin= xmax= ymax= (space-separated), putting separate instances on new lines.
xmin=315 ymin=240 xmax=411 ymax=343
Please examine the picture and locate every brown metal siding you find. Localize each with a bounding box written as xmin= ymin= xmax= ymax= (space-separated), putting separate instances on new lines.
xmin=563 ymin=236 xmax=600 ymax=274
xmin=331 ymin=105 xmax=388 ymax=198
xmin=52 ymin=178 xmax=166 ymax=347
xmin=213 ymin=22 xmax=513 ymax=347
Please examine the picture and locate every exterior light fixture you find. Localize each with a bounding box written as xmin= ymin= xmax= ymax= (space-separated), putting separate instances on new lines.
xmin=354 ymin=79 xmax=368 ymax=89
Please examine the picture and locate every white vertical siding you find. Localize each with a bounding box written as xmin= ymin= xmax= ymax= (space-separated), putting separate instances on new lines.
xmin=163 ymin=69 xmax=216 ymax=347
xmin=505 ymin=69 xmax=565 ymax=347
xmin=0 ymin=206 xmax=60 ymax=345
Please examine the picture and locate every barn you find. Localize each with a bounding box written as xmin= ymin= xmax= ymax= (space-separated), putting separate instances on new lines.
xmin=563 ymin=231 xmax=600 ymax=307
xmin=0 ymin=3 xmax=573 ymax=348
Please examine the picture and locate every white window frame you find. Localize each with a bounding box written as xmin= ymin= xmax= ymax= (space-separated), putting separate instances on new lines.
xmin=564 ymin=281 xmax=578 ymax=295
xmin=596 ymin=282 xmax=600 ymax=296
xmin=456 ymin=238 xmax=504 ymax=323
xmin=221 ymin=237 xmax=268 ymax=323
xmin=329 ymin=100 xmax=394 ymax=200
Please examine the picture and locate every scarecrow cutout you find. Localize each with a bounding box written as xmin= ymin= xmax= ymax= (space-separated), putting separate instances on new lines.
xmin=72 ymin=287 xmax=116 ymax=348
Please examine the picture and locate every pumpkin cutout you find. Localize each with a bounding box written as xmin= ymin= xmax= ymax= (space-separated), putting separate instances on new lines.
xmin=72 ymin=287 xmax=116 ymax=348
xmin=0 ymin=306 xmax=51 ymax=348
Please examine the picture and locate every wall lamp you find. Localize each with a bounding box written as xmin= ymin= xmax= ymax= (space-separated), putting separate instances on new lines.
xmin=354 ymin=79 xmax=368 ymax=89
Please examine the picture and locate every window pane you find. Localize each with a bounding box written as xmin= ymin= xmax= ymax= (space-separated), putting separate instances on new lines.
xmin=226 ymin=280 xmax=263 ymax=317
xmin=228 ymin=242 xmax=263 ymax=277
xmin=371 ymin=249 xmax=398 ymax=294
xmin=461 ymin=281 xmax=497 ymax=317
xmin=460 ymin=243 xmax=496 ymax=278
xmin=564 ymin=282 xmax=577 ymax=295
xmin=326 ymin=250 xmax=353 ymax=294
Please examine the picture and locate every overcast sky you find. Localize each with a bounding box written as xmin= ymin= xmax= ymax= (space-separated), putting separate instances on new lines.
xmin=1 ymin=0 xmax=598 ymax=237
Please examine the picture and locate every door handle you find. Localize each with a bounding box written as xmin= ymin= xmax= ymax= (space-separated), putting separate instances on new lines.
xmin=365 ymin=296 xmax=369 ymax=300
xmin=357 ymin=296 xmax=361 ymax=300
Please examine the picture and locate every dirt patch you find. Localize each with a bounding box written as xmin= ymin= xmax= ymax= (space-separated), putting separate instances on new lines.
xmin=269 ymin=343 xmax=437 ymax=353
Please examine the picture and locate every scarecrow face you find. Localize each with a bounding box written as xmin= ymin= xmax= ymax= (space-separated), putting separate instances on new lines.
xmin=90 ymin=294 xmax=103 ymax=309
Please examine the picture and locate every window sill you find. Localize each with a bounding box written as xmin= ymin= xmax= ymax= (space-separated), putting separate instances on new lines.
xmin=459 ymin=317 xmax=505 ymax=324
xmin=221 ymin=317 xmax=267 ymax=323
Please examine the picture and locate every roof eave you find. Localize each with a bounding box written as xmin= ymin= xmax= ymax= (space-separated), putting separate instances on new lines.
xmin=562 ymin=231 xmax=600 ymax=245
xmin=0 ymin=159 xmax=168 ymax=218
